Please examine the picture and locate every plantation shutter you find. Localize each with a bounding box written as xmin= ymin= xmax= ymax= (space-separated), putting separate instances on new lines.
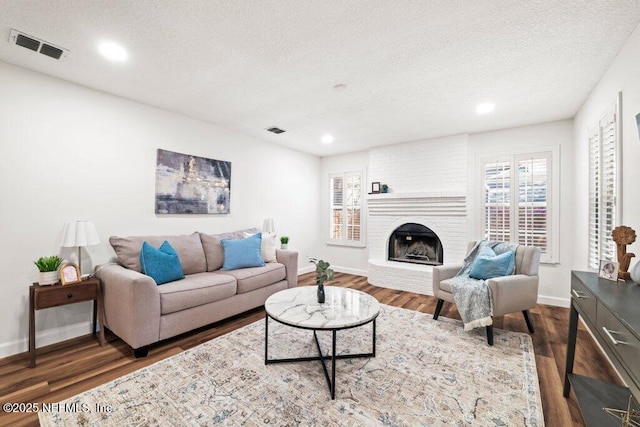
xmin=329 ymin=171 xmax=364 ymax=246
xmin=345 ymin=173 xmax=361 ymax=242
xmin=482 ymin=151 xmax=555 ymax=263
xmin=516 ymin=153 xmax=550 ymax=255
xmin=483 ymin=160 xmax=511 ymax=242
xmin=588 ymin=105 xmax=618 ymax=269
xmin=588 ymin=130 xmax=601 ymax=269
xmin=330 ymin=175 xmax=343 ymax=240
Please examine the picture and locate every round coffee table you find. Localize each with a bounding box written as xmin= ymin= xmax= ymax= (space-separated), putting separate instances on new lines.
xmin=264 ymin=286 xmax=380 ymax=400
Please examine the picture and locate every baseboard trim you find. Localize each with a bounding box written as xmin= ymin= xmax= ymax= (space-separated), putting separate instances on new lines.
xmin=0 ymin=321 xmax=92 ymax=359
xmin=297 ymin=266 xmax=315 ymax=275
xmin=333 ymin=266 xmax=368 ymax=276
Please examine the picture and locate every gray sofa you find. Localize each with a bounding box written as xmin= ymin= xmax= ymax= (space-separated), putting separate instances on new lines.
xmin=95 ymin=229 xmax=298 ymax=357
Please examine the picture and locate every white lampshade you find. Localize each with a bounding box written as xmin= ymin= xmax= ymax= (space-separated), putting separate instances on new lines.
xmin=62 ymin=220 xmax=100 ymax=248
xmin=262 ymin=218 xmax=278 ymax=235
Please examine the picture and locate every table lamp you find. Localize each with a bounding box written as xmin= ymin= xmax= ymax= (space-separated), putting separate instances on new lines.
xmin=262 ymin=218 xmax=278 ymax=236
xmin=61 ymin=220 xmax=100 ymax=276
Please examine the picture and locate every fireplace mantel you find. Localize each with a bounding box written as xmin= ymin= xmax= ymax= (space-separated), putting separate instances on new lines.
xmin=367 ymin=191 xmax=466 ymax=217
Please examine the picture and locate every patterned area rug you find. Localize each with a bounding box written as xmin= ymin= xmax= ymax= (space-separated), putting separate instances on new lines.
xmin=39 ymin=304 xmax=544 ymax=426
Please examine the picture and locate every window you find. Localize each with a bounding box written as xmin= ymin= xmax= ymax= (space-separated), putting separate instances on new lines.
xmin=588 ymin=103 xmax=619 ymax=269
xmin=329 ymin=171 xmax=364 ymax=246
xmin=482 ymin=150 xmax=557 ymax=263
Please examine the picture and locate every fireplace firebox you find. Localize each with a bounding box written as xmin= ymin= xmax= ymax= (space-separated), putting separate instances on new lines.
xmin=388 ymin=223 xmax=443 ymax=266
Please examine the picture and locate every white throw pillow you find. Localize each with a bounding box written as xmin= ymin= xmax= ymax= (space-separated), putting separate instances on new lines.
xmin=244 ymin=232 xmax=277 ymax=263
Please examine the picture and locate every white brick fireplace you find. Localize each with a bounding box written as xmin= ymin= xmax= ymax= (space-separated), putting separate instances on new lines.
xmin=367 ymin=134 xmax=469 ymax=295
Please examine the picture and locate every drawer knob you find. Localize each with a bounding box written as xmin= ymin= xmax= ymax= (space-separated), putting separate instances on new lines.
xmin=67 ymin=293 xmax=73 ymax=299
xmin=602 ymin=327 xmax=628 ymax=346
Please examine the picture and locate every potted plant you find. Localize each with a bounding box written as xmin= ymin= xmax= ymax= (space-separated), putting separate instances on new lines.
xmin=309 ymin=258 xmax=334 ymax=303
xmin=34 ymin=255 xmax=64 ymax=285
xmin=381 ymin=184 xmax=389 ymax=193
xmin=280 ymin=236 xmax=289 ymax=250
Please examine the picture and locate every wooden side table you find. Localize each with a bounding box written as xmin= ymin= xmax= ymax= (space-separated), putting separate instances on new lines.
xmin=29 ymin=277 xmax=105 ymax=367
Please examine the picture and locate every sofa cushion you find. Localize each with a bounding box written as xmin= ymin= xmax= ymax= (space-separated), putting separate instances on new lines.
xmin=140 ymin=241 xmax=184 ymax=285
xmin=110 ymin=233 xmax=206 ymax=275
xmin=439 ymin=278 xmax=455 ymax=293
xmin=157 ymin=272 xmax=237 ymax=315
xmin=213 ymin=263 xmax=286 ymax=294
xmin=221 ymin=233 xmax=265 ymax=270
xmin=199 ymin=228 xmax=258 ymax=272
xmin=245 ymin=231 xmax=277 ymax=263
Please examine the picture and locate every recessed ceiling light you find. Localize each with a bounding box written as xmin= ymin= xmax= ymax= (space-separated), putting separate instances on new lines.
xmin=476 ymin=102 xmax=495 ymax=114
xmin=321 ymin=134 xmax=334 ymax=144
xmin=98 ymin=41 xmax=128 ymax=62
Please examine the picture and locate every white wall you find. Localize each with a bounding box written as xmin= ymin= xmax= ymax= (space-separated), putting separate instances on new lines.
xmin=318 ymin=151 xmax=369 ymax=275
xmin=0 ymin=61 xmax=321 ymax=358
xmin=573 ymin=23 xmax=640 ymax=271
xmin=468 ymin=120 xmax=575 ymax=306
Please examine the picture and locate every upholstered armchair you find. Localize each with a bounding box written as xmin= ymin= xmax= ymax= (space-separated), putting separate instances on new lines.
xmin=432 ymin=241 xmax=541 ymax=345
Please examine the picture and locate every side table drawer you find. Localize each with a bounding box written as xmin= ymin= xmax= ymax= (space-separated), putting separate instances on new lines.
xmin=571 ymin=276 xmax=596 ymax=321
xmin=35 ymin=285 xmax=98 ymax=309
xmin=597 ymin=303 xmax=640 ymax=388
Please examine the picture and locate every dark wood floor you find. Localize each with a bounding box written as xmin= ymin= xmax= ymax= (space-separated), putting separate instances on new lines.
xmin=0 ymin=272 xmax=622 ymax=426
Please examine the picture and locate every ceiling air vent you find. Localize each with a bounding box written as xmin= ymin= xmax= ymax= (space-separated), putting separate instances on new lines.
xmin=9 ymin=29 xmax=68 ymax=60
xmin=266 ymin=127 xmax=286 ymax=134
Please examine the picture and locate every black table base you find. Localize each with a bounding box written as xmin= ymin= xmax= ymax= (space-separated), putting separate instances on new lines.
xmin=264 ymin=313 xmax=377 ymax=400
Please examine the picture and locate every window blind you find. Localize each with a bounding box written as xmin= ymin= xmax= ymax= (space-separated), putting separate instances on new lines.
xmin=588 ymin=106 xmax=618 ymax=269
xmin=329 ymin=171 xmax=364 ymax=245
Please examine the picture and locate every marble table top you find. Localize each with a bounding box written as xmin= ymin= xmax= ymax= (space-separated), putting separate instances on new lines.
xmin=265 ymin=286 xmax=380 ymax=330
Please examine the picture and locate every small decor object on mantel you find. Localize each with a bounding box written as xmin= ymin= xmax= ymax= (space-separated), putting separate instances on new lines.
xmin=280 ymin=236 xmax=289 ymax=250
xmin=612 ymin=225 xmax=636 ymax=280
xmin=381 ymin=184 xmax=389 ymax=193
xmin=371 ymin=182 xmax=381 ymax=194
xmin=33 ymin=255 xmax=64 ymax=285
xmin=309 ymin=257 xmax=334 ymax=303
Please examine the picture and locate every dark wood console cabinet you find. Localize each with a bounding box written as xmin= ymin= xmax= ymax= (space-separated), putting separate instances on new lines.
xmin=564 ymin=270 xmax=640 ymax=426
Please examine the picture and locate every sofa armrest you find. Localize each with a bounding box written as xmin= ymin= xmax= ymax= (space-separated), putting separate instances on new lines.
xmin=95 ymin=264 xmax=161 ymax=349
xmin=276 ymin=249 xmax=299 ymax=288
xmin=432 ymin=264 xmax=462 ymax=295
xmin=487 ymin=275 xmax=539 ymax=316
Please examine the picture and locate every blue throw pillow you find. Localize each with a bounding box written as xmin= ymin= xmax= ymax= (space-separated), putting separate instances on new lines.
xmin=140 ymin=241 xmax=185 ymax=285
xmin=469 ymin=246 xmax=515 ymax=280
xmin=221 ymin=233 xmax=265 ymax=270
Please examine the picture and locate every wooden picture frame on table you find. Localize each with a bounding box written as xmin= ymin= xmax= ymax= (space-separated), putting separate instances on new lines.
xmin=598 ymin=260 xmax=619 ymax=281
xmin=60 ymin=263 xmax=81 ymax=285
xmin=371 ymin=182 xmax=381 ymax=194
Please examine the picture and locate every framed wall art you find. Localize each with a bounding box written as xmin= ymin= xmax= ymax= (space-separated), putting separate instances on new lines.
xmin=155 ymin=149 xmax=231 ymax=214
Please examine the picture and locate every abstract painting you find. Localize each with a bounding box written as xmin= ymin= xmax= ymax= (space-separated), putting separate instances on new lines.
xmin=155 ymin=149 xmax=231 ymax=214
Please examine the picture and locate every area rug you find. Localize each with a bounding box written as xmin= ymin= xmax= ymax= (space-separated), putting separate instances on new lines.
xmin=39 ymin=304 xmax=544 ymax=426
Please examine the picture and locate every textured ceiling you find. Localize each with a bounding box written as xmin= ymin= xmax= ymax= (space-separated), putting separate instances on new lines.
xmin=1 ymin=1 xmax=639 ymax=157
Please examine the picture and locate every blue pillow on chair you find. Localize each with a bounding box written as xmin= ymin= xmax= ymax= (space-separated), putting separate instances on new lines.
xmin=469 ymin=246 xmax=515 ymax=280
xmin=140 ymin=241 xmax=185 ymax=285
xmin=221 ymin=233 xmax=265 ymax=270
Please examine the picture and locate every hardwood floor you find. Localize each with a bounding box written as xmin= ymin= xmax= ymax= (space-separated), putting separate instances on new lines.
xmin=0 ymin=272 xmax=622 ymax=426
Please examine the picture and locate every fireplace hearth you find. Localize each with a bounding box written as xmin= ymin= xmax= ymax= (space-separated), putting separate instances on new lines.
xmin=388 ymin=223 xmax=443 ymax=266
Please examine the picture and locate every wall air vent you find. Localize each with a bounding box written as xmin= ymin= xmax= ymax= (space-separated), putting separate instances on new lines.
xmin=266 ymin=127 xmax=286 ymax=134
xmin=9 ymin=29 xmax=68 ymax=60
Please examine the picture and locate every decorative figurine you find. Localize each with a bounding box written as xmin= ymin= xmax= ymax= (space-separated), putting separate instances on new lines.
xmin=612 ymin=225 xmax=636 ymax=280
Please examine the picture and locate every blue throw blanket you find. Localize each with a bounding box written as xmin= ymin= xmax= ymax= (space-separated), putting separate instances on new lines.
xmin=449 ymin=241 xmax=519 ymax=331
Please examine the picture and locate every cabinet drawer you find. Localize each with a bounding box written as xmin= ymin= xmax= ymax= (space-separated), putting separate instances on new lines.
xmin=597 ymin=303 xmax=640 ymax=387
xmin=35 ymin=284 xmax=97 ymax=309
xmin=571 ymin=276 xmax=596 ymax=321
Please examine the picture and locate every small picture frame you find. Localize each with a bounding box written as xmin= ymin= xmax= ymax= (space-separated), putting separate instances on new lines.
xmin=60 ymin=263 xmax=81 ymax=285
xmin=598 ymin=260 xmax=619 ymax=281
xmin=371 ymin=182 xmax=381 ymax=194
